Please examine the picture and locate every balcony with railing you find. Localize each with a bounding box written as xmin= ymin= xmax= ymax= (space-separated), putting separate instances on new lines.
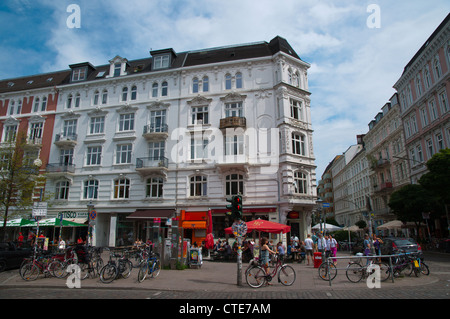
xmin=46 ymin=163 xmax=75 ymax=176
xmin=25 ymin=137 xmax=43 ymax=149
xmin=54 ymin=133 xmax=78 ymax=147
xmin=373 ymin=182 xmax=393 ymax=193
xmin=142 ymin=124 xmax=169 ymax=141
xmin=219 ymin=116 xmax=246 ymax=129
xmin=136 ymin=156 xmax=168 ymax=176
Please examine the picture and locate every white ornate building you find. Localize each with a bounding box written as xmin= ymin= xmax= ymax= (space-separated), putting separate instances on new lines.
xmin=38 ymin=36 xmax=317 ymax=247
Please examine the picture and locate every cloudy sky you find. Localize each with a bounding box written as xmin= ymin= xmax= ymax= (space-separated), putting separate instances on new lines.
xmin=1 ymin=0 xmax=449 ymax=177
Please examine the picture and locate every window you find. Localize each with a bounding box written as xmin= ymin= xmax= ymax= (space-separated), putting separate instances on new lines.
xmin=131 ymin=86 xmax=137 ymax=100
xmin=161 ymin=81 xmax=168 ymax=96
xmin=225 ymin=135 xmax=244 ymax=156
xmin=153 ymin=55 xmax=170 ymax=69
xmin=8 ymin=100 xmax=15 ymax=115
xmin=114 ymin=178 xmax=130 ymax=199
xmin=89 ymin=116 xmax=105 ymax=134
xmin=225 ymin=102 xmax=243 ymax=117
xmin=426 ymin=139 xmax=434 ymax=158
xmin=116 ymin=144 xmax=132 ymax=164
xmin=16 ymin=100 xmax=22 ymax=114
xmin=119 ymin=113 xmax=135 ymax=131
xmin=438 ymin=91 xmax=449 ymax=114
xmin=435 ymin=133 xmax=444 ymax=151
xmin=193 ymin=78 xmax=199 ymax=93
xmin=93 ymin=91 xmax=99 ymax=105
xmin=3 ymin=125 xmax=17 ymax=142
xmin=149 ymin=141 xmax=165 ymax=159
xmin=146 ymin=177 xmax=163 ymax=198
xmin=74 ymin=93 xmax=80 ymax=107
xmin=203 ymin=76 xmax=209 ymax=92
xmin=122 ymin=87 xmax=128 ymax=101
xmin=102 ymin=90 xmax=108 ymax=104
xmin=293 ymin=171 xmax=307 ymax=194
xmin=420 ymin=106 xmax=429 ymax=127
xmin=29 ymin=122 xmax=43 ymax=143
xmin=86 ymin=146 xmax=102 ymax=166
xmin=429 ymin=99 xmax=438 ymax=122
xmin=67 ymin=94 xmax=73 ymax=108
xmin=235 ymin=72 xmax=242 ymax=89
xmin=191 ymin=136 xmax=208 ymax=160
xmin=433 ymin=57 xmax=442 ymax=79
xmin=55 ymin=181 xmax=70 ymax=200
xmin=150 ymin=110 xmax=166 ymax=132
xmin=415 ymin=75 xmax=422 ymax=97
xmin=424 ymin=67 xmax=432 ymax=89
xmin=290 ymin=99 xmax=303 ymax=120
xmin=114 ymin=63 xmax=121 ymax=77
xmin=225 ymin=174 xmax=244 ymax=196
xmin=59 ymin=149 xmax=74 ymax=166
xmin=83 ymin=179 xmax=98 ymax=199
xmin=191 ymin=106 xmax=209 ymax=125
xmin=225 ymin=74 xmax=232 ymax=90
xmin=190 ymin=175 xmax=207 ymax=196
xmin=63 ymin=119 xmax=77 ymax=138
xmin=41 ymin=97 xmax=47 ymax=111
xmin=292 ymin=133 xmax=306 ymax=155
xmin=152 ymin=83 xmax=158 ymax=97
xmin=72 ymin=68 xmax=86 ymax=81
xmin=33 ymin=98 xmax=40 ymax=112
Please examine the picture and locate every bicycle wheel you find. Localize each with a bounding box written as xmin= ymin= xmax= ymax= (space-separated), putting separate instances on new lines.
xmin=49 ymin=260 xmax=64 ymax=278
xmin=20 ymin=262 xmax=40 ymax=281
xmin=150 ymin=259 xmax=161 ymax=278
xmin=375 ymin=262 xmax=391 ymax=282
xmin=346 ymin=262 xmax=364 ymax=283
xmin=137 ymin=263 xmax=149 ymax=283
xmin=278 ymin=265 xmax=296 ymax=286
xmin=100 ymin=264 xmax=118 ymax=283
xmin=121 ymin=260 xmax=133 ymax=279
xmin=419 ymin=262 xmax=429 ymax=276
xmin=245 ymin=266 xmax=266 ymax=288
xmin=78 ymin=263 xmax=91 ymax=280
xmin=318 ymin=262 xmax=337 ymax=281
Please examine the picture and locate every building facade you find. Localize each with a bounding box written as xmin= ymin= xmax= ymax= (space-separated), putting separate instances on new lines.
xmin=0 ymin=36 xmax=317 ymax=247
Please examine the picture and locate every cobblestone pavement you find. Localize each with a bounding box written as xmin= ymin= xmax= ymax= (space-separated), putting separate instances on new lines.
xmin=1 ymin=251 xmax=448 ymax=300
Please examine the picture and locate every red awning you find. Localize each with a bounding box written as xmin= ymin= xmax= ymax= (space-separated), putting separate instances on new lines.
xmin=182 ymin=221 xmax=207 ymax=229
xmin=225 ymin=219 xmax=290 ymax=234
xmin=126 ymin=209 xmax=175 ymax=220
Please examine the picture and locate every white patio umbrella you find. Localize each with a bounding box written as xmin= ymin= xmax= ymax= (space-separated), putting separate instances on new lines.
xmin=343 ymin=225 xmax=361 ymax=232
xmin=377 ymin=220 xmax=415 ymax=230
xmin=311 ymin=223 xmax=343 ymax=232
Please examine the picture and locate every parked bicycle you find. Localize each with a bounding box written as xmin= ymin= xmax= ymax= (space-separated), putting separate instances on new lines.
xmin=318 ymin=258 xmax=337 ymax=281
xmin=345 ymin=255 xmax=390 ymax=283
xmin=99 ymin=248 xmax=133 ymax=284
xmin=137 ymin=251 xmax=161 ymax=283
xmin=245 ymin=253 xmax=296 ymax=288
xmin=20 ymin=251 xmax=61 ymax=281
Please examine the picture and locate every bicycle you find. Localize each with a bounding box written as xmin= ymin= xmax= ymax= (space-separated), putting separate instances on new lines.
xmin=20 ymin=251 xmax=61 ymax=281
xmin=318 ymin=258 xmax=337 ymax=281
xmin=409 ymin=252 xmax=430 ymax=277
xmin=345 ymin=255 xmax=390 ymax=283
xmin=137 ymin=251 xmax=161 ymax=283
xmin=99 ymin=249 xmax=133 ymax=284
xmin=245 ymin=253 xmax=296 ymax=288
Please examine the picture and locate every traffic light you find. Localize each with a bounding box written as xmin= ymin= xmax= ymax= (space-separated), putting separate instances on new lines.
xmin=225 ymin=195 xmax=243 ymax=220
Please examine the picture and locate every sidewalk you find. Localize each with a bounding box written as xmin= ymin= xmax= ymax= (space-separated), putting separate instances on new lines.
xmin=0 ymin=254 xmax=441 ymax=293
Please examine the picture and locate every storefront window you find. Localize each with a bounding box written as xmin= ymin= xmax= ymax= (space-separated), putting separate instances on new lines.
xmin=116 ymin=214 xmax=134 ymax=246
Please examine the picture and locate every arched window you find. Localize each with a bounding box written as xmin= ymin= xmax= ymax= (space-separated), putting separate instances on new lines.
xmin=75 ymin=93 xmax=81 ymax=107
xmin=131 ymin=86 xmax=137 ymax=100
xmin=114 ymin=177 xmax=130 ymax=199
xmin=190 ymin=175 xmax=207 ymax=196
xmin=161 ymin=81 xmax=168 ymax=96
xmin=83 ymin=179 xmax=99 ymax=199
xmin=225 ymin=74 xmax=232 ymax=90
xmin=41 ymin=97 xmax=47 ymax=111
xmin=93 ymin=90 xmax=99 ymax=105
xmin=193 ymin=77 xmax=199 ymax=93
xmin=33 ymin=98 xmax=40 ymax=112
xmin=152 ymin=83 xmax=158 ymax=97
xmin=202 ymin=76 xmax=209 ymax=92
xmin=101 ymin=89 xmax=108 ymax=104
xmin=235 ymin=72 xmax=242 ymax=89
xmin=293 ymin=171 xmax=307 ymax=194
xmin=67 ymin=94 xmax=73 ymax=108
xmin=122 ymin=87 xmax=128 ymax=101
xmin=55 ymin=180 xmax=70 ymax=200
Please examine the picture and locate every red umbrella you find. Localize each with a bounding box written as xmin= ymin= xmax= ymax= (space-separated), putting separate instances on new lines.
xmin=225 ymin=219 xmax=290 ymax=234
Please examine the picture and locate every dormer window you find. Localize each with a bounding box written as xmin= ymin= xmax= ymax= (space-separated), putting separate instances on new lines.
xmin=153 ymin=55 xmax=169 ymax=69
xmin=69 ymin=62 xmax=95 ymax=83
xmin=107 ymin=56 xmax=128 ymax=78
xmin=72 ymin=67 xmax=87 ymax=81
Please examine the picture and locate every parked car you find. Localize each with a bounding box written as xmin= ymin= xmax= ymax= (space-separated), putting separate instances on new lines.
xmin=0 ymin=241 xmax=33 ymax=272
xmin=381 ymin=237 xmax=422 ymax=255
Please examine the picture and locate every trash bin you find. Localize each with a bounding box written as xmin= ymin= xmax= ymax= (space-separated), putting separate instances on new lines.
xmin=313 ymin=252 xmax=322 ymax=268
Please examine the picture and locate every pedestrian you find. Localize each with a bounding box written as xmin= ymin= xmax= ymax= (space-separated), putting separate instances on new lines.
xmin=363 ymin=234 xmax=371 ymax=256
xmin=260 ymin=237 xmax=276 ymax=283
xmin=325 ymin=235 xmax=331 ymax=259
xmin=276 ymin=242 xmax=285 ymax=262
xmin=373 ymin=234 xmax=383 ymax=261
xmin=312 ymin=232 xmax=318 ymax=252
xmin=329 ymin=234 xmax=338 ymax=264
xmin=303 ymin=234 xmax=314 ymax=265
xmin=17 ymin=232 xmax=24 ymax=247
xmin=317 ymin=233 xmax=326 ymax=256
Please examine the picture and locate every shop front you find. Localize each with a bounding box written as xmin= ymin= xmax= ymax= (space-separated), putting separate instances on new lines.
xmin=180 ymin=210 xmax=209 ymax=247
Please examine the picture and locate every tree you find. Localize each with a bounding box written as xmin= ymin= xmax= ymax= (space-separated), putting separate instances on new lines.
xmin=388 ymin=184 xmax=439 ymax=239
xmin=419 ymin=148 xmax=450 ymax=237
xmin=0 ymin=132 xmax=42 ymax=241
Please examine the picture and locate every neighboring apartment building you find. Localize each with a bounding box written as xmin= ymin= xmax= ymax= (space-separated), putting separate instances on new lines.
xmin=393 ymin=14 xmax=450 ymax=184
xmin=364 ymin=94 xmax=410 ymax=226
xmin=2 ymin=36 xmax=316 ymax=247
